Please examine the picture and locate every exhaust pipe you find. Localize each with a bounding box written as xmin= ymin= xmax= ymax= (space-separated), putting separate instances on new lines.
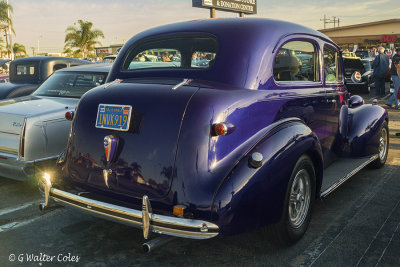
xmin=142 ymin=235 xmax=175 ymax=253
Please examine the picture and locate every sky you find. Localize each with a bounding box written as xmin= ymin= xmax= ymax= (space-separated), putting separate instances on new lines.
xmin=8 ymin=0 xmax=400 ymax=55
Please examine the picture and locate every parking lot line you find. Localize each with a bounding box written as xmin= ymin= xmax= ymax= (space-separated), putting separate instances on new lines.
xmin=356 ymin=197 xmax=400 ymax=266
xmin=0 ymin=201 xmax=39 ymax=217
xmin=308 ymin=165 xmax=397 ymax=266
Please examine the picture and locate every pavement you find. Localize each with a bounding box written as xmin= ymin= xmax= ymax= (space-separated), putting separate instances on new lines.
xmin=0 ymin=89 xmax=399 ymax=266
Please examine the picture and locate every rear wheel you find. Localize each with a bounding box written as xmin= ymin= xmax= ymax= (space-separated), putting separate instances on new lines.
xmin=270 ymin=155 xmax=315 ymax=245
xmin=370 ymin=121 xmax=389 ymax=169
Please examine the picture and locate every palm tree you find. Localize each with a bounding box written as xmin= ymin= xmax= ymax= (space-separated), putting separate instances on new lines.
xmin=0 ymin=1 xmax=14 ymax=58
xmin=64 ymin=20 xmax=104 ymax=58
xmin=12 ymin=43 xmax=26 ymax=58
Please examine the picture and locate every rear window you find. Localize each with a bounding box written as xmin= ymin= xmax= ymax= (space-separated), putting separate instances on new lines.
xmin=33 ymin=72 xmax=107 ymax=98
xmin=122 ymin=36 xmax=218 ymax=70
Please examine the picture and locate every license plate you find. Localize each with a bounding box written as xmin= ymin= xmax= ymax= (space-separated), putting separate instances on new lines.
xmin=95 ymin=104 xmax=132 ymax=131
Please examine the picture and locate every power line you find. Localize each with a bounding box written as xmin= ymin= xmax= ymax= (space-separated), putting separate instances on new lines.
xmin=320 ymin=15 xmax=340 ymax=29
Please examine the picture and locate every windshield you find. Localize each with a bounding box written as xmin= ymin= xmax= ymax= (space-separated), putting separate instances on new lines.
xmin=33 ymin=71 xmax=107 ymax=98
xmin=122 ymin=35 xmax=218 ymax=70
xmin=361 ymin=60 xmax=371 ymax=71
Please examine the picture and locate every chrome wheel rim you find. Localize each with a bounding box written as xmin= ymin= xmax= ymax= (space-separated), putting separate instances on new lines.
xmin=379 ymin=127 xmax=388 ymax=161
xmin=289 ymin=169 xmax=311 ymax=228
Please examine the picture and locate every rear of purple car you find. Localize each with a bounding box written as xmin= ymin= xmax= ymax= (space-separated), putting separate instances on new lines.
xmin=39 ymin=18 xmax=388 ymax=248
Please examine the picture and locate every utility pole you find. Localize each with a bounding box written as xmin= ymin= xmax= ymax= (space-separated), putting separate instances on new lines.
xmin=320 ymin=15 xmax=328 ymax=29
xmin=7 ymin=0 xmax=13 ymax=60
xmin=320 ymin=15 xmax=341 ymax=29
xmin=210 ymin=8 xmax=215 ymax=18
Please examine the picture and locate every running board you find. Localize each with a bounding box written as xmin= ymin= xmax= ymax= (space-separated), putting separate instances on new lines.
xmin=320 ymin=155 xmax=378 ymax=197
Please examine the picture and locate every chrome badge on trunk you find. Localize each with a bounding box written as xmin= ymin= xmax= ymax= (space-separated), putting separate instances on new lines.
xmin=103 ymin=135 xmax=118 ymax=188
xmin=104 ymin=135 xmax=118 ymax=164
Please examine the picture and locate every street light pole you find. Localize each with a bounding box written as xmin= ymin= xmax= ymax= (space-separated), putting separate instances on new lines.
xmin=7 ymin=0 xmax=13 ymax=60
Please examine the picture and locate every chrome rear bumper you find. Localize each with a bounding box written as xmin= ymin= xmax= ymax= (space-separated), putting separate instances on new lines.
xmin=39 ymin=177 xmax=219 ymax=240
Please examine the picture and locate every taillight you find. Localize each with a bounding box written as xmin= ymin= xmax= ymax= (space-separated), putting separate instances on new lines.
xmin=65 ymin=111 xmax=74 ymax=121
xmin=212 ymin=122 xmax=235 ymax=136
xmin=19 ymin=119 xmax=27 ymax=158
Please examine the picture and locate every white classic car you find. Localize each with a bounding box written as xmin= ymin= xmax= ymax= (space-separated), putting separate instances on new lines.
xmin=0 ymin=64 xmax=111 ymax=181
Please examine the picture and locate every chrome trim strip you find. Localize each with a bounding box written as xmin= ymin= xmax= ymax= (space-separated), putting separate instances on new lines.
xmin=103 ymin=79 xmax=122 ymax=89
xmin=48 ymin=188 xmax=219 ymax=239
xmin=320 ymin=154 xmax=379 ymax=197
xmin=172 ymin=79 xmax=192 ymax=90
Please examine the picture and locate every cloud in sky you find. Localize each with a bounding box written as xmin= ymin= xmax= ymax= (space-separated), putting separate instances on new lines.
xmin=9 ymin=0 xmax=400 ymax=55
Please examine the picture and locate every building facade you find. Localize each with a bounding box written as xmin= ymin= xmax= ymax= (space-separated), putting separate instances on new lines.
xmin=319 ymin=19 xmax=400 ymax=51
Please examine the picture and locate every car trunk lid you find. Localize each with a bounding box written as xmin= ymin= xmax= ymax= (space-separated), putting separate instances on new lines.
xmin=66 ymin=80 xmax=198 ymax=200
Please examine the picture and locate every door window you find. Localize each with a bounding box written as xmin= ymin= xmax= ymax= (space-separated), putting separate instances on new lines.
xmin=324 ymin=46 xmax=342 ymax=83
xmin=274 ymin=41 xmax=319 ymax=82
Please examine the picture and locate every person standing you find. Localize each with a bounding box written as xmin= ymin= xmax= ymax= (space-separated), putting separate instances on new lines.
xmin=386 ymin=48 xmax=400 ymax=109
xmin=373 ymin=47 xmax=390 ymax=96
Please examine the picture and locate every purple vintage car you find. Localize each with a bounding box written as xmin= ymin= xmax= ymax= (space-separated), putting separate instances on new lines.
xmin=39 ymin=18 xmax=388 ymax=250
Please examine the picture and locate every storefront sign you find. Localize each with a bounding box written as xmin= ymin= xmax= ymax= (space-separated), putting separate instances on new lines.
xmin=192 ymin=0 xmax=257 ymax=14
xmin=96 ymin=48 xmax=112 ymax=54
xmin=380 ymin=35 xmax=397 ymax=42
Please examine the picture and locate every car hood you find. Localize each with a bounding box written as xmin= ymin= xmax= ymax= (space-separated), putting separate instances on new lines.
xmin=0 ymin=95 xmax=79 ymax=118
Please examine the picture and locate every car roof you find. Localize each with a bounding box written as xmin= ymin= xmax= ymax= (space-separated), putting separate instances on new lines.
xmin=123 ymin=18 xmax=334 ymax=49
xmin=109 ymin=18 xmax=337 ymax=89
xmin=11 ymin=56 xmax=88 ymax=64
xmin=57 ymin=63 xmax=112 ymax=73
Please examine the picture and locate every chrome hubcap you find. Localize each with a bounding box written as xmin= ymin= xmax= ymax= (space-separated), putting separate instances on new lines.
xmin=289 ymin=169 xmax=311 ymax=228
xmin=379 ymin=127 xmax=387 ymax=160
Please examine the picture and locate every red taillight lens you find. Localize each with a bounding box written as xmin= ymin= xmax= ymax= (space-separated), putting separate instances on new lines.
xmin=65 ymin=111 xmax=74 ymax=121
xmin=20 ymin=120 xmax=26 ymax=158
xmin=214 ymin=123 xmax=228 ymax=136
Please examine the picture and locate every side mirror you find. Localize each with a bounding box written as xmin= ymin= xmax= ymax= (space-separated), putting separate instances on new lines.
xmin=348 ymin=95 xmax=364 ymax=108
xmin=351 ymin=71 xmax=362 ymax=83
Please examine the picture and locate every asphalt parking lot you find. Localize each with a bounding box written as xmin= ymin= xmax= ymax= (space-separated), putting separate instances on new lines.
xmin=0 ymin=90 xmax=399 ymax=267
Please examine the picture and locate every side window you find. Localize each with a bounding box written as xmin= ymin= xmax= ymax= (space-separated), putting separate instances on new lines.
xmin=53 ymin=64 xmax=67 ymax=72
xmin=16 ymin=64 xmax=35 ymax=75
xmin=324 ymin=46 xmax=342 ymax=82
xmin=274 ymin=41 xmax=319 ymax=82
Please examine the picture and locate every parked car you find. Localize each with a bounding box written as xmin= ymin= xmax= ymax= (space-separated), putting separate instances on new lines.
xmin=342 ymin=51 xmax=360 ymax=58
xmin=0 ymin=56 xmax=89 ymax=99
xmin=39 ymin=19 xmax=388 ymax=248
xmin=355 ymin=50 xmax=372 ymax=59
xmin=103 ymin=55 xmax=117 ymax=63
xmin=343 ymin=57 xmax=374 ymax=93
xmin=0 ymin=64 xmax=111 ymax=181
xmin=0 ymin=74 xmax=9 ymax=83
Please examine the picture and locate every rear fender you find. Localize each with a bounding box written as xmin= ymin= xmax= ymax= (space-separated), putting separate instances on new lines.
xmin=211 ymin=120 xmax=322 ymax=236
xmin=341 ymin=104 xmax=388 ymax=157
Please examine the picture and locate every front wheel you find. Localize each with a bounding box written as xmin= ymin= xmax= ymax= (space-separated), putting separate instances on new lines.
xmin=369 ymin=120 xmax=389 ymax=169
xmin=270 ymin=155 xmax=315 ymax=245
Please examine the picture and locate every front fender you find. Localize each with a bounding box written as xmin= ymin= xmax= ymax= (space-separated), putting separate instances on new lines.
xmin=211 ymin=120 xmax=322 ymax=236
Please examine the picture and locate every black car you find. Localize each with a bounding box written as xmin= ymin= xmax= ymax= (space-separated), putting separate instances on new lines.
xmin=355 ymin=50 xmax=372 ymax=59
xmin=0 ymin=56 xmax=90 ymax=99
xmin=343 ymin=57 xmax=374 ymax=93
